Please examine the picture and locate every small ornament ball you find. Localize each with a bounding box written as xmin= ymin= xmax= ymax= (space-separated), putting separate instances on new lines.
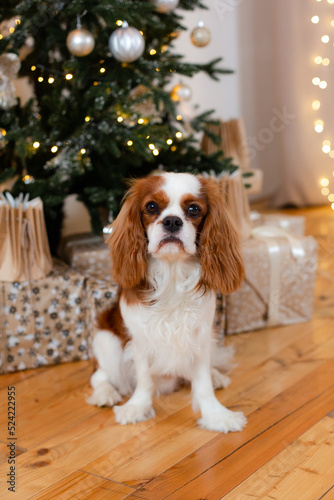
xmin=109 ymin=21 xmax=145 ymax=63
xmin=171 ymin=83 xmax=192 ymax=102
xmin=66 ymin=28 xmax=95 ymax=57
xmin=191 ymin=21 xmax=211 ymax=47
xmin=151 ymin=0 xmax=179 ymax=13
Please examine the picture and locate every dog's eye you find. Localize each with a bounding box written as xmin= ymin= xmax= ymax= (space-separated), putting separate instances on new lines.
xmin=146 ymin=201 xmax=159 ymax=214
xmin=187 ymin=204 xmax=201 ymax=217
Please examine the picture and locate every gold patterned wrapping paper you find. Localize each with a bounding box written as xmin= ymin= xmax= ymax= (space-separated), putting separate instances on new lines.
xmin=251 ymin=213 xmax=305 ymax=237
xmin=221 ymin=235 xmax=318 ymax=335
xmin=0 ymin=259 xmax=89 ymax=374
xmin=85 ymin=272 xmax=119 ymax=338
xmin=59 ymin=233 xmax=111 ymax=277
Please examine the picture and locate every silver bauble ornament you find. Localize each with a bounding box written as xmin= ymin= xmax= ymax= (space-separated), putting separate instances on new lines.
xmin=151 ymin=0 xmax=179 ymax=13
xmin=109 ymin=22 xmax=145 ymax=63
xmin=66 ymin=28 xmax=95 ymax=57
xmin=171 ymin=82 xmax=192 ymax=102
xmin=191 ymin=21 xmax=211 ymax=47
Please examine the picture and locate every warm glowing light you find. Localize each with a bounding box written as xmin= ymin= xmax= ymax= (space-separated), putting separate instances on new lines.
xmin=156 ymin=68 xmax=160 ymax=72
xmin=1 ymin=128 xmax=6 ymax=136
xmin=328 ymin=194 xmax=334 ymax=202
xmin=93 ymin=81 xmax=98 ymax=86
xmin=314 ymin=56 xmax=322 ymax=64
xmin=9 ymin=27 xmax=15 ymax=34
xmin=65 ymin=73 xmax=73 ymax=80
xmin=322 ymin=187 xmax=330 ymax=196
xmin=322 ymin=58 xmax=330 ymax=66
xmin=33 ymin=141 xmax=40 ymax=149
xmin=117 ymin=116 xmax=123 ymax=122
xmin=322 ymin=145 xmax=331 ymax=153
xmin=31 ymin=65 xmax=36 ymax=71
xmin=22 ymin=175 xmax=34 ymax=184
xmin=328 ymin=0 xmax=334 ymax=4
xmin=171 ymin=145 xmax=177 ymax=151
xmin=0 ymin=35 xmax=3 ymax=40
xmin=315 ymin=124 xmax=324 ymax=133
xmin=48 ymin=77 xmax=55 ymax=84
xmin=51 ymin=146 xmax=58 ymax=153
xmin=166 ymin=139 xmax=173 ymax=145
xmin=139 ymin=31 xmax=144 ymax=35
xmin=331 ymin=20 xmax=334 ymax=27
xmin=312 ymin=100 xmax=321 ymax=110
xmin=15 ymin=19 xmax=21 ymax=25
xmin=116 ymin=20 xmax=123 ymax=26
xmin=319 ymin=80 xmax=328 ymax=89
xmin=321 ymin=35 xmax=330 ymax=43
xmin=153 ymin=149 xmax=159 ymax=156
xmin=85 ymin=116 xmax=90 ymax=122
xmin=311 ymin=16 xmax=320 ymax=23
xmin=323 ymin=140 xmax=331 ymax=146
xmin=138 ymin=118 xmax=144 ymax=124
xmin=176 ymin=115 xmax=182 ymax=121
xmin=312 ymin=77 xmax=320 ymax=85
xmin=100 ymin=67 xmax=106 ymax=73
xmin=321 ymin=178 xmax=330 ymax=187
xmin=330 ymin=151 xmax=334 ymax=158
xmin=38 ymin=76 xmax=44 ymax=82
xmin=80 ymin=148 xmax=86 ymax=154
xmin=127 ymin=140 xmax=133 ymax=146
xmin=175 ymin=131 xmax=183 ymax=138
xmin=150 ymin=49 xmax=157 ymax=55
xmin=148 ymin=143 xmax=155 ymax=150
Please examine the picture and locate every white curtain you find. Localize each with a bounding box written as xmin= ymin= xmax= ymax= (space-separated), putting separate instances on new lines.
xmin=238 ymin=0 xmax=333 ymax=206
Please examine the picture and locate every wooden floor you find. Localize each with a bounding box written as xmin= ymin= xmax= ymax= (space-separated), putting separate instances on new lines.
xmin=1 ymin=206 xmax=334 ymax=500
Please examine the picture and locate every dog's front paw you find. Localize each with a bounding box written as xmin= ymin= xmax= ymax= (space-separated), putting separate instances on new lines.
xmin=198 ymin=408 xmax=247 ymax=433
xmin=86 ymin=383 xmax=122 ymax=407
xmin=114 ymin=403 xmax=155 ymax=425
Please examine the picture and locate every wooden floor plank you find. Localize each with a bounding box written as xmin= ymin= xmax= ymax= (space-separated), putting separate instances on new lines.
xmin=224 ymin=415 xmax=334 ymax=500
xmin=29 ymin=471 xmax=135 ymax=500
xmin=135 ymin=359 xmax=334 ymax=499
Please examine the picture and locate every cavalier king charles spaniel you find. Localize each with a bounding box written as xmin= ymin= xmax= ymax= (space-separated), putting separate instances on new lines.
xmin=87 ymin=172 xmax=247 ymax=433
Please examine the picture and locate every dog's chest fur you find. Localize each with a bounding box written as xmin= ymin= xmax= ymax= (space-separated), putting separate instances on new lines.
xmin=120 ymin=258 xmax=215 ymax=377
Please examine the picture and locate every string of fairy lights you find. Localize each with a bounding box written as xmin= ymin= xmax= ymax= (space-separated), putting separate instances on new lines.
xmin=0 ymin=17 xmax=186 ymax=171
xmin=312 ymin=0 xmax=334 ymax=208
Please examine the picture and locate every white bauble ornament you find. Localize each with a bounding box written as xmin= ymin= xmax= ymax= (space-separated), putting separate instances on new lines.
xmin=190 ymin=21 xmax=211 ymax=47
xmin=171 ymin=82 xmax=192 ymax=102
xmin=66 ymin=28 xmax=95 ymax=57
xmin=109 ymin=22 xmax=145 ymax=63
xmin=151 ymin=0 xmax=179 ymax=13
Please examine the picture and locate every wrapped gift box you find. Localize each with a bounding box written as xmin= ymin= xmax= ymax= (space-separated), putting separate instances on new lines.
xmin=59 ymin=233 xmax=111 ymax=276
xmin=85 ymin=272 xmax=119 ymax=336
xmin=221 ymin=234 xmax=317 ymax=335
xmin=0 ymin=259 xmax=89 ymax=374
xmin=250 ymin=212 xmax=305 ymax=237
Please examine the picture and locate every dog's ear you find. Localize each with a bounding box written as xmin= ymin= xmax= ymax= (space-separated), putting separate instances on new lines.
xmin=197 ymin=177 xmax=245 ymax=294
xmin=107 ymin=180 xmax=148 ymax=289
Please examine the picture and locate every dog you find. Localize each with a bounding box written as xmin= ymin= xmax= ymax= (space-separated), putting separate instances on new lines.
xmin=87 ymin=172 xmax=247 ymax=433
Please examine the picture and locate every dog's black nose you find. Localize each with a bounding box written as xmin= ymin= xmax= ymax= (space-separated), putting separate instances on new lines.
xmin=162 ymin=216 xmax=183 ymax=233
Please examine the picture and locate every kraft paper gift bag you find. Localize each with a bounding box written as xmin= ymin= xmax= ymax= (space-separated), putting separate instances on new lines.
xmin=0 ymin=193 xmax=52 ymax=281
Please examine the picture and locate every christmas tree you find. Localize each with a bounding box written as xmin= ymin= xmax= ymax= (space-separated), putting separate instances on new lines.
xmin=0 ymin=0 xmax=235 ymax=252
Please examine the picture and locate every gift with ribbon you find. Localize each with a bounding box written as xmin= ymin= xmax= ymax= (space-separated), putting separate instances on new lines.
xmin=0 ymin=193 xmax=53 ymax=282
xmin=221 ymin=226 xmax=318 ymax=335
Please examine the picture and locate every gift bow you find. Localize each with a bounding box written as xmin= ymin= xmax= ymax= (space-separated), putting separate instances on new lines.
xmin=251 ymin=225 xmax=306 ymax=327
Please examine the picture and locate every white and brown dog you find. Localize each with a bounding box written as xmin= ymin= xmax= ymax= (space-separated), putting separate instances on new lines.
xmin=88 ymin=172 xmax=247 ymax=433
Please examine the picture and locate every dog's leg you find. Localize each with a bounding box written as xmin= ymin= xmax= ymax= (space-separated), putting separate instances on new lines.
xmin=87 ymin=330 xmax=132 ymax=407
xmin=192 ymin=361 xmax=247 ymax=433
xmin=114 ymin=356 xmax=155 ymax=425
